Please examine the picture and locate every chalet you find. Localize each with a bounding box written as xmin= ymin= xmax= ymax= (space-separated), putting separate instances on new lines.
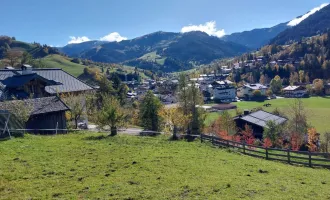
xmin=237 ymin=84 xmax=268 ymax=99
xmin=0 ymin=65 xmax=94 ymax=132
xmin=0 ymin=96 xmax=70 ymax=133
xmin=283 ymin=86 xmax=307 ymax=98
xmin=234 ymin=110 xmax=287 ymax=138
xmin=0 ymin=65 xmax=94 ymax=100
xmin=211 ymin=80 xmax=236 ymax=103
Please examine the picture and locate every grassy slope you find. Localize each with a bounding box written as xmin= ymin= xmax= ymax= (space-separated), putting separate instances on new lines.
xmin=1 ymin=133 xmax=330 ymax=199
xmin=205 ymin=97 xmax=330 ymax=133
xmin=41 ymin=55 xmax=87 ymax=77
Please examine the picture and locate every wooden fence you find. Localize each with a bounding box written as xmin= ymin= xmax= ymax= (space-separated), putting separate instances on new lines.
xmin=201 ymin=134 xmax=330 ymax=169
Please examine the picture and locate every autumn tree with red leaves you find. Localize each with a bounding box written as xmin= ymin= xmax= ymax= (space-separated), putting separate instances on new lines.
xmin=241 ymin=124 xmax=255 ymax=145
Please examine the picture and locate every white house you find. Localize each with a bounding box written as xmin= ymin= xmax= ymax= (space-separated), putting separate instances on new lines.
xmin=212 ymin=80 xmax=236 ymax=103
xmin=283 ymin=86 xmax=306 ymax=98
xmin=237 ymin=84 xmax=268 ymax=99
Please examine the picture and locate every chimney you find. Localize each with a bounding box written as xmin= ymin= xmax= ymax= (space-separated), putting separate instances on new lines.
xmin=21 ymin=64 xmax=33 ymax=75
xmin=244 ymin=109 xmax=250 ymax=115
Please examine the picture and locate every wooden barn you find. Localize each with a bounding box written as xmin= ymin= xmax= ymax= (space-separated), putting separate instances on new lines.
xmin=234 ymin=110 xmax=287 ymax=139
xmin=0 ymin=96 xmax=70 ymax=134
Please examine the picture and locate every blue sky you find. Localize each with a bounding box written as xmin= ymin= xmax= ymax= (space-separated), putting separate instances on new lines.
xmin=0 ymin=0 xmax=328 ymax=46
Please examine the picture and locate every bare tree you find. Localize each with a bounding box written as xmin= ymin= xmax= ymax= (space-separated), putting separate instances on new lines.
xmin=61 ymin=93 xmax=86 ymax=129
xmin=287 ymin=98 xmax=309 ymax=136
xmin=4 ymin=50 xmax=23 ymax=67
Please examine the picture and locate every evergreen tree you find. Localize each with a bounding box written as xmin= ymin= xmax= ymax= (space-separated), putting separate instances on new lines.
xmin=139 ymin=90 xmax=163 ymax=131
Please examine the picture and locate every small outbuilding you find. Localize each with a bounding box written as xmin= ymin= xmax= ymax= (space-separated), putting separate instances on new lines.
xmin=234 ymin=110 xmax=287 ymax=138
xmin=0 ymin=96 xmax=70 ymax=134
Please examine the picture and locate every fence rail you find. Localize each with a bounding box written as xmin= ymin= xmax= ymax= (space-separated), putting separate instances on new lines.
xmin=201 ymin=134 xmax=330 ymax=169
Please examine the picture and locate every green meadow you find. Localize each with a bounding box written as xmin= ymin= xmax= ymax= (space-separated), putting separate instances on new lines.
xmin=1 ymin=133 xmax=330 ymax=199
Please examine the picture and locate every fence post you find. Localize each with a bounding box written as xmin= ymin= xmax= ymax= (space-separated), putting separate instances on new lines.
xmin=287 ymin=149 xmax=291 ymax=164
xmin=309 ymin=151 xmax=312 ymax=168
xmin=266 ymin=148 xmax=269 ymax=160
xmin=227 ymin=140 xmax=229 ymax=148
xmin=201 ymin=134 xmax=203 ymax=143
xmin=243 ymin=142 xmax=246 ymax=154
xmin=211 ymin=135 xmax=214 ymax=144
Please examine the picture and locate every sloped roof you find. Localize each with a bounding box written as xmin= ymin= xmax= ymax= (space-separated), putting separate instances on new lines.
xmin=244 ymin=84 xmax=268 ymax=90
xmin=0 ymin=96 xmax=70 ymax=116
xmin=238 ymin=110 xmax=287 ymax=128
xmin=283 ymin=86 xmax=304 ymax=91
xmin=1 ymin=73 xmax=60 ymax=88
xmin=0 ymin=69 xmax=93 ymax=94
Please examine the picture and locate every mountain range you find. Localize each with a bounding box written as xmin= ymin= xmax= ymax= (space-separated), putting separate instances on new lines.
xmin=58 ymin=4 xmax=330 ymax=72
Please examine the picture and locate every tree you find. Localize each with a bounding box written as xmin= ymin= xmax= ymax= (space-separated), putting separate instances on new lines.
xmin=313 ymin=79 xmax=324 ymax=95
xmin=0 ymin=99 xmax=33 ymax=128
xmin=139 ymin=90 xmax=163 ymax=132
xmin=287 ymin=98 xmax=309 ymax=136
xmin=299 ymin=70 xmax=305 ymax=83
xmin=178 ymin=73 xmax=189 ymax=115
xmin=209 ymin=111 xmax=237 ymax=137
xmin=241 ymin=124 xmax=255 ymax=145
xmin=4 ymin=50 xmax=22 ymax=67
xmin=307 ymin=128 xmax=318 ymax=152
xmin=259 ymin=74 xmax=267 ymax=85
xmin=159 ymin=107 xmax=190 ymax=139
xmin=252 ymin=90 xmax=262 ymax=98
xmin=20 ymin=52 xmax=33 ymax=65
xmin=96 ymin=96 xmax=127 ymax=136
xmin=289 ymin=72 xmax=299 ymax=85
xmin=263 ymin=120 xmax=282 ymax=147
xmin=61 ymin=93 xmax=86 ymax=129
xmin=270 ymin=75 xmax=282 ymax=94
xmin=263 ymin=138 xmax=273 ymax=148
xmin=187 ymin=81 xmax=205 ymax=135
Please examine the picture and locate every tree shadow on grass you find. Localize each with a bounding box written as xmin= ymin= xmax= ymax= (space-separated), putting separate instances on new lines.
xmin=83 ymin=135 xmax=109 ymax=141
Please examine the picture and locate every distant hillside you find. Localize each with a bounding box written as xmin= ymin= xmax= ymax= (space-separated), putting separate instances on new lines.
xmin=0 ymin=36 xmax=60 ymax=59
xmin=270 ymin=4 xmax=330 ymax=45
xmin=61 ymin=31 xmax=250 ymax=72
xmin=59 ymin=40 xmax=107 ymax=57
xmin=222 ymin=23 xmax=288 ymax=49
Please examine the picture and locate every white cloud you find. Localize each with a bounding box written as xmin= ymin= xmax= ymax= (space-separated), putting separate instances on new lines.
xmin=68 ymin=36 xmax=91 ymax=44
xmin=288 ymin=3 xmax=329 ymax=26
xmin=99 ymin=32 xmax=127 ymax=42
xmin=180 ymin=21 xmax=226 ymax=38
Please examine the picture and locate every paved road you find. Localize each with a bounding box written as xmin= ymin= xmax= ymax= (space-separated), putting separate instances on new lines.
xmin=118 ymin=128 xmax=143 ymax=135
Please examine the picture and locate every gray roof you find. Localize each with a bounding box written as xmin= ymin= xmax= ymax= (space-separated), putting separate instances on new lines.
xmin=244 ymin=84 xmax=268 ymax=90
xmin=0 ymin=69 xmax=93 ymax=94
xmin=1 ymin=73 xmax=60 ymax=88
xmin=240 ymin=110 xmax=287 ymax=128
xmin=0 ymin=96 xmax=70 ymax=116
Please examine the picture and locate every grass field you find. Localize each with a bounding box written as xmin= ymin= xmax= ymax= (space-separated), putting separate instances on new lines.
xmin=205 ymin=97 xmax=330 ymax=134
xmin=1 ymin=133 xmax=330 ymax=199
xmin=42 ymin=55 xmax=87 ymax=77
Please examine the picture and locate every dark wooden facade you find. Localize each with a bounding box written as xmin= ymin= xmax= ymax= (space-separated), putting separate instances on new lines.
xmin=26 ymin=111 xmax=67 ymax=134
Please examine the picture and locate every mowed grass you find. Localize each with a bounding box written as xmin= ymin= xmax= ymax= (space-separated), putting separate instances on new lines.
xmin=42 ymin=55 xmax=87 ymax=77
xmin=205 ymin=97 xmax=330 ymax=134
xmin=1 ymin=133 xmax=330 ymax=199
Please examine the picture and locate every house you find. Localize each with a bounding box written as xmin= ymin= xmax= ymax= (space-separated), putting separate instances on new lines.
xmin=0 ymin=65 xmax=94 ymax=100
xmin=324 ymin=83 xmax=330 ymax=95
xmin=211 ymin=80 xmax=236 ymax=103
xmin=234 ymin=110 xmax=287 ymax=138
xmin=237 ymin=83 xmax=268 ymax=99
xmin=283 ymin=86 xmax=307 ymax=98
xmin=0 ymin=96 xmax=70 ymax=134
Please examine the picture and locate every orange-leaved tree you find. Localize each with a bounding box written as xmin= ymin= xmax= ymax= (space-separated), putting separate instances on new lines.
xmin=241 ymin=124 xmax=255 ymax=145
xmin=307 ymin=127 xmax=318 ymax=152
